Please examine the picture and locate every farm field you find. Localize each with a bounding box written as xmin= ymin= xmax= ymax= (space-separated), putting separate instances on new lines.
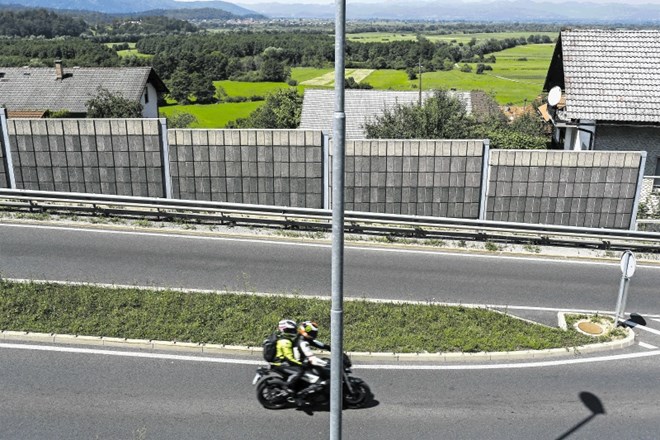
xmin=162 ymin=44 xmax=554 ymax=127
xmin=215 ymin=80 xmax=296 ymax=97
xmin=106 ymin=42 xmax=152 ymax=58
xmin=296 ymin=44 xmax=554 ymax=105
xmin=159 ymin=101 xmax=262 ymax=128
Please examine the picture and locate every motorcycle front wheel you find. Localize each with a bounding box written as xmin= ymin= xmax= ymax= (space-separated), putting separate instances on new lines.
xmin=256 ymin=378 xmax=290 ymax=410
xmin=343 ymin=378 xmax=371 ymax=408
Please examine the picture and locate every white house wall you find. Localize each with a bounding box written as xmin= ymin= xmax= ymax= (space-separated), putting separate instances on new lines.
xmin=140 ymin=83 xmax=159 ymax=118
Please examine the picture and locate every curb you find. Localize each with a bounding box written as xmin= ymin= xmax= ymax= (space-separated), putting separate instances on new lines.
xmin=0 ymin=328 xmax=636 ymax=363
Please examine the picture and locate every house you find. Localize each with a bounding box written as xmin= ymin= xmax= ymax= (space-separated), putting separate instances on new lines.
xmin=299 ymin=89 xmax=503 ymax=139
xmin=0 ymin=61 xmax=168 ymax=118
xmin=543 ymin=29 xmax=660 ymax=182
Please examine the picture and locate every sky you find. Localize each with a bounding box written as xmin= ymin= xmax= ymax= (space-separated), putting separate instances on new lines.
xmin=175 ymin=0 xmax=660 ymax=4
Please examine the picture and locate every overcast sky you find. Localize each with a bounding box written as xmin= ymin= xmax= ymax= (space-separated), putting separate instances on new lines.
xmin=175 ymin=0 xmax=660 ymax=4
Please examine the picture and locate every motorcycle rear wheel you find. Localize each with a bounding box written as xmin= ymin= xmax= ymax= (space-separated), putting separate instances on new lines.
xmin=256 ymin=378 xmax=290 ymax=410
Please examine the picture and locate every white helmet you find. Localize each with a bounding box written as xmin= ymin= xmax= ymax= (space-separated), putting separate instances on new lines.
xmin=278 ymin=319 xmax=297 ymax=335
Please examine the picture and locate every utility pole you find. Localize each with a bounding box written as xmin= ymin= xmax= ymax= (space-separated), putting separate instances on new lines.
xmin=330 ymin=0 xmax=346 ymax=438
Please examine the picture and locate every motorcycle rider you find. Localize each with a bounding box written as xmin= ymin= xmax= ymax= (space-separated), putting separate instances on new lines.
xmin=297 ymin=320 xmax=331 ymax=366
xmin=271 ymin=319 xmax=304 ymax=398
xmin=294 ymin=320 xmax=331 ymax=401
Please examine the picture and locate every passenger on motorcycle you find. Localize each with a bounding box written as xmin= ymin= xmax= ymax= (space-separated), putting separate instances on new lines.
xmin=270 ymin=319 xmax=304 ymax=396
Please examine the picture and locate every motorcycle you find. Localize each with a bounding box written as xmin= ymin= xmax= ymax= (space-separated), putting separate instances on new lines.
xmin=252 ymin=353 xmax=371 ymax=409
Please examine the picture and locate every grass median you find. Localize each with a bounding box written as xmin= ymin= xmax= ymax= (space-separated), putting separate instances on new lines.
xmin=0 ymin=280 xmax=606 ymax=353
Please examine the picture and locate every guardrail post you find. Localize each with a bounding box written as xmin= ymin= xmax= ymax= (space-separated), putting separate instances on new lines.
xmin=478 ymin=139 xmax=490 ymax=220
xmin=158 ymin=118 xmax=172 ymax=199
xmin=630 ymin=151 xmax=647 ymax=231
xmin=0 ymin=108 xmax=16 ymax=189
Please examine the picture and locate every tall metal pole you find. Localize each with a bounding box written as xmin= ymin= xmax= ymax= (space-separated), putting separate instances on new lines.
xmin=330 ymin=0 xmax=346 ymax=438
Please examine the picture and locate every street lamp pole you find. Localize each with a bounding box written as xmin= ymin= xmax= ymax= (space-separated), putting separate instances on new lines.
xmin=330 ymin=0 xmax=346 ymax=439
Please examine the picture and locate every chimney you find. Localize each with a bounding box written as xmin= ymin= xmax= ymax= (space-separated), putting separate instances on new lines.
xmin=55 ymin=59 xmax=63 ymax=80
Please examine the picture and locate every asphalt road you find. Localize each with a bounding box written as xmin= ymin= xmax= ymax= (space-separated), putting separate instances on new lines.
xmin=2 ymin=221 xmax=660 ymax=439
xmin=1 ymin=341 xmax=660 ymax=439
xmin=1 ymin=222 xmax=660 ymax=314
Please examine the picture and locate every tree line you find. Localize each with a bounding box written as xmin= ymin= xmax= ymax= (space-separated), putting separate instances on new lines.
xmin=0 ymin=9 xmax=87 ymax=38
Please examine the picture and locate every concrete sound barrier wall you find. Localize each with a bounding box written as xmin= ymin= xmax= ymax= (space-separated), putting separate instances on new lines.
xmin=0 ymin=110 xmax=9 ymax=188
xmin=168 ymin=129 xmax=324 ymax=207
xmin=330 ymin=139 xmax=487 ymax=217
xmin=5 ymin=118 xmax=165 ymax=196
xmin=486 ymin=150 xmax=645 ymax=229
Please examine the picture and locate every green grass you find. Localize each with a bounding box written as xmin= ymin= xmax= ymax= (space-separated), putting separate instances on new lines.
xmin=159 ymin=101 xmax=262 ymax=128
xmin=291 ymin=67 xmax=333 ymax=83
xmin=158 ymin=44 xmax=554 ymax=127
xmin=105 ymin=42 xmax=152 ymax=59
xmin=0 ymin=280 xmax=600 ymax=353
xmin=216 ymin=80 xmax=295 ymax=97
xmin=362 ymin=44 xmax=554 ymax=105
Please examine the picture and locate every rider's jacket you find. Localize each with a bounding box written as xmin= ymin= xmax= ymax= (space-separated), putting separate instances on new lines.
xmin=296 ymin=337 xmax=330 ymax=367
xmin=272 ymin=337 xmax=302 ymax=366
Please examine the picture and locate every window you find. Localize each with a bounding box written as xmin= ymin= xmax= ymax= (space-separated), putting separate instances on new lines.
xmin=144 ymin=87 xmax=149 ymax=104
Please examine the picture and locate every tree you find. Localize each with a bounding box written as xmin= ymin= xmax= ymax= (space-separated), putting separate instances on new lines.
xmin=259 ymin=47 xmax=290 ymax=82
xmin=364 ymin=89 xmax=475 ymax=139
xmin=227 ymin=88 xmax=302 ymax=129
xmin=168 ymin=68 xmax=192 ymax=104
xmin=164 ymin=111 xmax=197 ymax=128
xmin=86 ymin=88 xmax=142 ymax=118
xmin=406 ymin=67 xmax=417 ymax=80
xmin=190 ymin=72 xmax=217 ymax=104
xmin=472 ymin=109 xmax=550 ymax=149
xmin=345 ymin=76 xmax=373 ymax=89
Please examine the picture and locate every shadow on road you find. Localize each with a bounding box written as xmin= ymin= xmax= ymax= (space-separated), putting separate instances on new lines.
xmin=297 ymin=397 xmax=380 ymax=415
xmin=555 ymin=392 xmax=605 ymax=440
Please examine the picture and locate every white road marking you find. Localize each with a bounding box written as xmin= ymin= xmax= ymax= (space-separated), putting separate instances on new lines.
xmin=651 ymin=318 xmax=660 ymax=323
xmin=0 ymin=342 xmax=263 ymax=366
xmin=638 ymin=342 xmax=658 ymax=350
xmin=3 ymin=222 xmax=660 ymax=269
xmin=1 ymin=342 xmax=660 ymax=371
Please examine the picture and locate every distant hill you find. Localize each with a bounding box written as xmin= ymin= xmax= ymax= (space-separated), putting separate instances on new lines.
xmin=246 ymin=0 xmax=660 ymax=23
xmin=0 ymin=0 xmax=260 ymax=16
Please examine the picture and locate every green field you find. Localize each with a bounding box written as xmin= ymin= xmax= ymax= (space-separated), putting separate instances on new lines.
xmin=105 ymin=42 xmax=153 ymax=58
xmin=362 ymin=44 xmax=554 ymax=105
xmin=294 ymin=44 xmax=554 ymax=106
xmin=159 ymin=101 xmax=262 ymax=128
xmin=162 ymin=44 xmax=554 ymax=127
xmin=215 ymin=80 xmax=295 ymax=97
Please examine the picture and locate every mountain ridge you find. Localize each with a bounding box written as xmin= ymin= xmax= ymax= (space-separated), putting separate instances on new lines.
xmin=1 ymin=0 xmax=660 ymax=22
xmin=0 ymin=0 xmax=259 ymax=16
xmin=246 ymin=0 xmax=660 ymax=22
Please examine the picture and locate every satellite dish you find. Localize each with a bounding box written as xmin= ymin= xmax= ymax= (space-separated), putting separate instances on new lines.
xmin=548 ymin=86 xmax=562 ymax=107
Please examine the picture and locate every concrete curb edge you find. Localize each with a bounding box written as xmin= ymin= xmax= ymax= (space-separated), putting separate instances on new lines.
xmin=0 ymin=328 xmax=636 ymax=363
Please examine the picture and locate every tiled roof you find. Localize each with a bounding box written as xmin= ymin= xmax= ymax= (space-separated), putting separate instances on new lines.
xmin=300 ymin=89 xmax=477 ymax=139
xmin=0 ymin=66 xmax=167 ymax=113
xmin=555 ymin=29 xmax=660 ymax=123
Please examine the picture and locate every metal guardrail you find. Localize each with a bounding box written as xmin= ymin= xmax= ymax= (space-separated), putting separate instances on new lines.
xmin=1 ymin=189 xmax=659 ymax=253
